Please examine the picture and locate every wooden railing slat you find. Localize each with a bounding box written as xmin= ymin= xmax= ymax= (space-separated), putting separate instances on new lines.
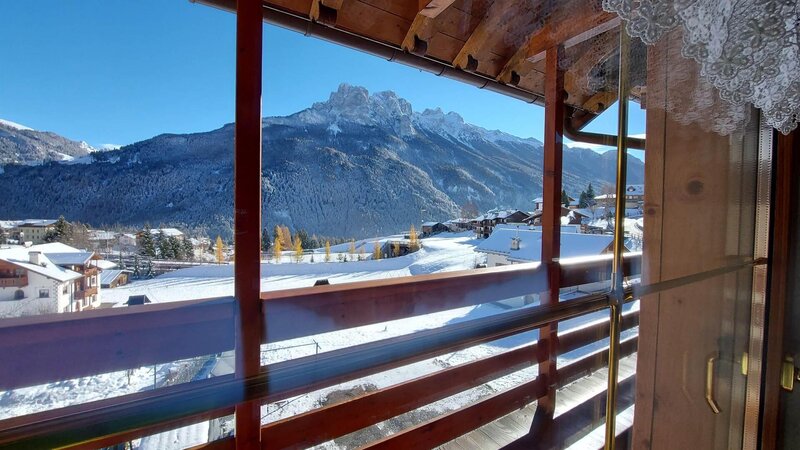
xmin=0 ymin=297 xmax=236 ymax=391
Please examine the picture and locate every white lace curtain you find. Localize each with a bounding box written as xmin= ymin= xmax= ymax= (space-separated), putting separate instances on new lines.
xmin=603 ymin=0 xmax=800 ymax=134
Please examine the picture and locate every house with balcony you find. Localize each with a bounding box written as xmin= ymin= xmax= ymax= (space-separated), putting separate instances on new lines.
xmin=0 ymin=250 xmax=82 ymax=316
xmin=45 ymin=251 xmax=103 ymax=309
xmin=473 ymin=209 xmax=530 ymax=238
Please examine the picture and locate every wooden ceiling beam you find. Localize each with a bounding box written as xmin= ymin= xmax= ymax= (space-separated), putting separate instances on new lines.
xmin=452 ymin=1 xmax=519 ymax=72
xmin=497 ymin=2 xmax=618 ymax=85
xmin=401 ymin=0 xmax=458 ymax=55
xmin=310 ymin=0 xmax=344 ymax=24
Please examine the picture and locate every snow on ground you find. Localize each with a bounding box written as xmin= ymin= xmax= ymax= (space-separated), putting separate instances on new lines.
xmin=2 ymin=231 xmax=637 ymax=448
xmin=103 ymin=232 xmax=481 ymax=305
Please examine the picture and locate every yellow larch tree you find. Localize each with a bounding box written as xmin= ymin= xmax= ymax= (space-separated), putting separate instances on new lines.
xmin=293 ymin=234 xmax=303 ymax=263
xmin=324 ymin=240 xmax=331 ymax=262
xmin=215 ymin=236 xmax=224 ymax=264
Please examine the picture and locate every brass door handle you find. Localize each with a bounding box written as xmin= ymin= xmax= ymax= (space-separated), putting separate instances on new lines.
xmin=706 ymin=356 xmax=721 ymax=414
xmin=781 ymin=355 xmax=800 ymax=392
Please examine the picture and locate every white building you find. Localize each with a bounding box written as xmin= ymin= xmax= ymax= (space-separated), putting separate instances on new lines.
xmin=0 ymin=243 xmax=104 ymax=317
xmin=475 ymin=228 xmax=622 ymax=267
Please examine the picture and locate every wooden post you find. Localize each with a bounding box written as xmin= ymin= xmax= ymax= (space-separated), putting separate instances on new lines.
xmin=537 ymin=44 xmax=564 ymax=417
xmin=234 ymin=0 xmax=263 ymax=448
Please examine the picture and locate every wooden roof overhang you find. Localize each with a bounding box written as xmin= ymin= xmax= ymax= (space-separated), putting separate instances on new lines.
xmin=193 ymin=0 xmax=631 ymax=126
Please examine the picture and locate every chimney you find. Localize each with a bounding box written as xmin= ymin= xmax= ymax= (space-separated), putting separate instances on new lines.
xmin=29 ymin=251 xmax=43 ymax=265
xmin=510 ymin=237 xmax=521 ymax=251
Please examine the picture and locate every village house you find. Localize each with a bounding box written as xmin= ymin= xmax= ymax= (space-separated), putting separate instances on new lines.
xmin=100 ymin=269 xmax=132 ymax=289
xmin=443 ymin=218 xmax=472 ymax=232
xmin=0 ymin=243 xmax=105 ymax=316
xmin=420 ymin=221 xmax=448 ymax=236
xmin=1 ymin=219 xmax=58 ymax=244
xmin=475 ymin=227 xmax=626 ymax=267
xmin=473 ymin=209 xmax=529 ymax=238
xmin=594 ymin=184 xmax=645 ymax=209
xmin=43 ymin=250 xmax=103 ymax=309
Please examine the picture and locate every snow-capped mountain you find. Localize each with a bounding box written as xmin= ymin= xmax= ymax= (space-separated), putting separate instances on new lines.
xmin=0 ymin=119 xmax=95 ymax=165
xmin=0 ymin=84 xmax=643 ymax=238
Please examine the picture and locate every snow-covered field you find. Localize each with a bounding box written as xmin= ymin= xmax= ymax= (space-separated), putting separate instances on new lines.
xmin=1 ymin=231 xmax=637 ymax=449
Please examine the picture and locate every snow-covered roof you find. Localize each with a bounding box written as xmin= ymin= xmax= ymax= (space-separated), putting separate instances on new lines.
xmin=0 ymin=247 xmax=83 ymax=283
xmin=421 ymin=221 xmax=443 ymax=227
xmin=89 ymin=230 xmax=118 ymax=241
xmin=100 ymin=269 xmax=129 ymax=286
xmin=150 ymin=228 xmax=184 ymax=237
xmin=17 ymin=219 xmax=57 ymax=227
xmin=533 ymin=197 xmax=543 ymax=203
xmin=594 ymin=185 xmax=644 ymax=199
xmin=475 ymin=228 xmax=616 ymax=262
xmin=44 ymin=252 xmax=95 ymax=266
xmin=0 ymin=220 xmax=23 ymax=230
xmin=95 ymin=259 xmax=118 ymax=270
xmin=474 ymin=209 xmax=525 ymax=221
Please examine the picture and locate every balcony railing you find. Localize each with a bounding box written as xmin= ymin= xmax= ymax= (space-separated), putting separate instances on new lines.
xmin=0 ymin=252 xmax=641 ymax=449
xmin=0 ymin=275 xmax=28 ymax=288
xmin=73 ymin=286 xmax=98 ymax=300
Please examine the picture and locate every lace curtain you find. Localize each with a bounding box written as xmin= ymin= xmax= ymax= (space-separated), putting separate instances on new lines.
xmin=603 ymin=0 xmax=800 ymax=134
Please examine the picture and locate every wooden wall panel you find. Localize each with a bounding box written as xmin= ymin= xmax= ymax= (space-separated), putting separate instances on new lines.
xmin=633 ymin=30 xmax=758 ymax=449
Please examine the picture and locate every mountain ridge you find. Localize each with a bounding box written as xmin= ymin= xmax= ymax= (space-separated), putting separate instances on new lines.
xmin=0 ymin=84 xmax=643 ymax=239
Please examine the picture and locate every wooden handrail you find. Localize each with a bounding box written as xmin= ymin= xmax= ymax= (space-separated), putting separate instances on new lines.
xmin=262 ymin=253 xmax=642 ymax=342
xmin=0 ymin=296 xmax=236 ymax=391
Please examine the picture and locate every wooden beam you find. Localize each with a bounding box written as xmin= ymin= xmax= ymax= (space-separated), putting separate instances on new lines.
xmin=452 ymin=1 xmax=519 ymax=71
xmin=234 ymin=0 xmax=264 ymax=448
xmin=310 ymin=0 xmax=343 ymax=24
xmin=497 ymin=2 xmax=618 ymax=85
xmin=401 ymin=0 xmax=458 ymax=55
xmin=537 ymin=44 xmax=565 ymax=416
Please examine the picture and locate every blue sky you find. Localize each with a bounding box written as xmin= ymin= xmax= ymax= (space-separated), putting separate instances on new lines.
xmin=0 ymin=0 xmax=644 ymax=156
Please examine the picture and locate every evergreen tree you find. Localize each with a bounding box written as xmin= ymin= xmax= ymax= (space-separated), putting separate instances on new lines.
xmin=139 ymin=225 xmax=156 ymax=258
xmin=585 ymin=183 xmax=596 ymax=206
xmin=168 ymin=236 xmax=183 ymax=260
xmin=182 ymin=239 xmax=195 ymax=261
xmin=561 ymin=190 xmax=570 ymax=208
xmin=578 ymin=191 xmax=589 ymax=208
xmin=45 ymin=216 xmax=73 ymax=244
xmin=118 ymin=251 xmax=126 ymax=270
xmin=215 ymin=236 xmax=225 ymax=264
xmin=157 ymin=232 xmax=173 ymax=259
xmin=132 ymin=255 xmax=141 ymax=279
xmin=297 ymin=229 xmax=311 ymax=249
xmin=293 ymin=234 xmax=303 ymax=263
xmin=324 ymin=241 xmax=331 ymax=262
xmin=145 ymin=258 xmax=154 ymax=279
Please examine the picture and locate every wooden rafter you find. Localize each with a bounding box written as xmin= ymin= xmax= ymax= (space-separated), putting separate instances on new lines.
xmin=451 ymin=0 xmax=522 ymax=71
xmin=401 ymin=1 xmax=457 ymax=54
xmin=497 ymin=1 xmax=618 ymax=85
xmin=310 ymin=0 xmax=344 ymax=24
